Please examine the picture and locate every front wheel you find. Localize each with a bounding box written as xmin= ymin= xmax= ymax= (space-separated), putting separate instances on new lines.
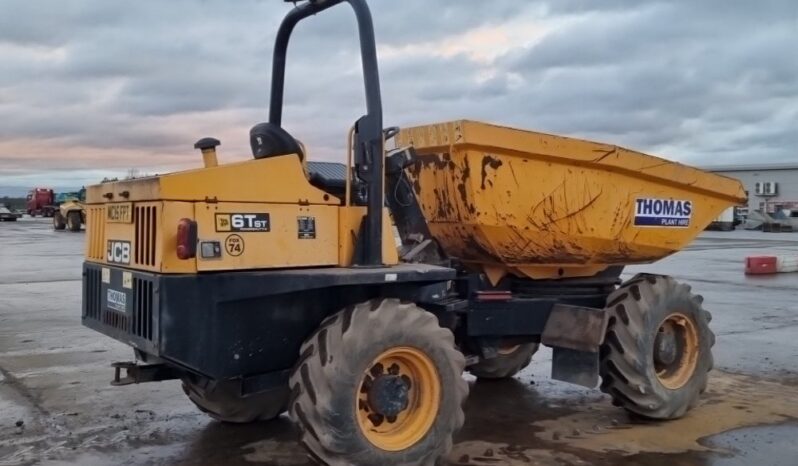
xmin=599 ymin=274 xmax=714 ymax=419
xmin=289 ymin=299 xmax=468 ymax=466
xmin=67 ymin=211 xmax=81 ymax=231
xmin=53 ymin=212 xmax=66 ymax=230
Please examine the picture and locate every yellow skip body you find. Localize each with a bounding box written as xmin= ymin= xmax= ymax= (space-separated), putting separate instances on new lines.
xmin=398 ymin=120 xmax=746 ymax=282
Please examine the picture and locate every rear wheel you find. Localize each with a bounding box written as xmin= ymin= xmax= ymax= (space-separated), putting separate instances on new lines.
xmin=67 ymin=211 xmax=81 ymax=231
xmin=181 ymin=376 xmax=288 ymax=423
xmin=468 ymin=342 xmax=539 ymax=379
xmin=289 ymin=299 xmax=468 ymax=466
xmin=599 ymin=274 xmax=713 ymax=419
xmin=53 ymin=212 xmax=66 ymax=230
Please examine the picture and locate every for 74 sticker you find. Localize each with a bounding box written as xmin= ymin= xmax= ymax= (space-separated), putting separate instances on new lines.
xmin=224 ymin=234 xmax=244 ymax=257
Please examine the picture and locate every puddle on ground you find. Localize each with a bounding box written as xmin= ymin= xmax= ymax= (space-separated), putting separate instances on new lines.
xmin=448 ymin=440 xmax=589 ymax=466
xmin=237 ymin=371 xmax=798 ymax=466
xmin=6 ymin=371 xmax=798 ymax=466
xmin=531 ymin=371 xmax=798 ymax=455
xmin=241 ymin=439 xmax=308 ymax=465
xmin=704 ymin=423 xmax=798 ymax=466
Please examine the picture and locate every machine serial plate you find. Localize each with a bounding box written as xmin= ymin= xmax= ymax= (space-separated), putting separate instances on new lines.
xmin=297 ymin=216 xmax=316 ymax=239
xmin=106 ymin=203 xmax=133 ymax=223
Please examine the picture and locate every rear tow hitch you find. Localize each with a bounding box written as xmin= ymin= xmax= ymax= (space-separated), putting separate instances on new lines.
xmin=111 ymin=362 xmax=182 ymax=386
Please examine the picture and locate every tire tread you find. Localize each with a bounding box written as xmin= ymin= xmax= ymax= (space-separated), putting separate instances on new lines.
xmin=599 ymin=275 xmax=714 ymax=420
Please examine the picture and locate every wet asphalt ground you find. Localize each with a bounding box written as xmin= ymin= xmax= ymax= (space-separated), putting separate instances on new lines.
xmin=1 ymin=218 xmax=797 ymax=465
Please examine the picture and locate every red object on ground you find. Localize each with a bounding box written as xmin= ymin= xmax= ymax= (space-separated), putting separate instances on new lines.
xmin=745 ymin=256 xmax=778 ymax=275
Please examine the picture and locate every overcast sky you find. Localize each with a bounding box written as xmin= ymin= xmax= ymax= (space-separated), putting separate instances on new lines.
xmin=0 ymin=0 xmax=796 ymax=195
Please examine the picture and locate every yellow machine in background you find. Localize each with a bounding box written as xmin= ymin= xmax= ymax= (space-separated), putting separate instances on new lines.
xmin=81 ymin=1 xmax=745 ymax=466
xmin=53 ymin=194 xmax=86 ymax=232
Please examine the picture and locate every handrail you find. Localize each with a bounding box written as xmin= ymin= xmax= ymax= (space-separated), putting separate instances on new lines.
xmin=268 ymin=0 xmax=384 ymax=266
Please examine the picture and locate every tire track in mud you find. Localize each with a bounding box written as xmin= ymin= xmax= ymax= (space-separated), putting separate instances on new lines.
xmin=0 ymin=365 xmax=53 ymax=419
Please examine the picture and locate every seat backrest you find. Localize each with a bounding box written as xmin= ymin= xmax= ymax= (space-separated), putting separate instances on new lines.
xmin=250 ymin=122 xmax=304 ymax=160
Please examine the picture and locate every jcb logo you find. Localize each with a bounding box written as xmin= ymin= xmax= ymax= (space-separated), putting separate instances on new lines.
xmin=107 ymin=240 xmax=131 ymax=264
xmin=215 ymin=213 xmax=270 ymax=232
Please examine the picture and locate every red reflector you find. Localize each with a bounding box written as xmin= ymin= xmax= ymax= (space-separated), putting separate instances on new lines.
xmin=176 ymin=218 xmax=198 ymax=260
xmin=745 ymin=256 xmax=777 ymax=275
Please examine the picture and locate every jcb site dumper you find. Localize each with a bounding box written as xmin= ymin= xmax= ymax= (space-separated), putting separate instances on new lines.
xmin=81 ymin=1 xmax=746 ymax=464
xmin=53 ymin=188 xmax=86 ymax=232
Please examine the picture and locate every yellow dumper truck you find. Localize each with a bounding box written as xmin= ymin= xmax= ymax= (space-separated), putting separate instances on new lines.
xmin=80 ymin=1 xmax=745 ymax=465
xmin=53 ymin=188 xmax=86 ymax=232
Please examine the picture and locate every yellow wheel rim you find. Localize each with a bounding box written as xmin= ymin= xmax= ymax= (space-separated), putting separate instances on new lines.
xmin=356 ymin=346 xmax=441 ymax=451
xmin=654 ymin=313 xmax=699 ymax=390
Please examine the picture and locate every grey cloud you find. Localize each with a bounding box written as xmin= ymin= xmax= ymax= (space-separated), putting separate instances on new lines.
xmin=492 ymin=0 xmax=798 ymax=162
xmin=0 ymin=0 xmax=796 ymax=190
xmin=287 ymin=0 xmax=530 ymax=45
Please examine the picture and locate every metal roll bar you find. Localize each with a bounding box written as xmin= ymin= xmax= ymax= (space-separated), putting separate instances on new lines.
xmin=269 ymin=0 xmax=384 ymax=266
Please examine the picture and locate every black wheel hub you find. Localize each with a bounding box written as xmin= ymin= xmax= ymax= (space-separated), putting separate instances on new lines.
xmin=367 ymin=375 xmax=410 ymax=418
xmin=654 ymin=329 xmax=678 ymax=366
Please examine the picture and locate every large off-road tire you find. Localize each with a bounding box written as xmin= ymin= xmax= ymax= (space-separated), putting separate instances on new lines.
xmin=181 ymin=376 xmax=288 ymax=423
xmin=67 ymin=211 xmax=81 ymax=231
xmin=289 ymin=299 xmax=468 ymax=466
xmin=468 ymin=343 xmax=539 ymax=379
xmin=600 ymin=274 xmax=714 ymax=419
xmin=53 ymin=212 xmax=66 ymax=230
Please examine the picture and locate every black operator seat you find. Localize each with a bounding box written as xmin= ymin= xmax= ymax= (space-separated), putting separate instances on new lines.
xmin=250 ymin=122 xmax=305 ymax=161
xmin=306 ymin=161 xmax=366 ymax=205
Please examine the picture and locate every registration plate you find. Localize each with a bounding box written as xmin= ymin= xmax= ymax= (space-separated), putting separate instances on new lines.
xmin=106 ymin=203 xmax=133 ymax=223
xmin=106 ymin=289 xmax=128 ymax=312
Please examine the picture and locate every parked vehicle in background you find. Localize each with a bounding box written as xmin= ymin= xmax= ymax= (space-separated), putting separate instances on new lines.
xmin=53 ymin=188 xmax=86 ymax=232
xmin=0 ymin=204 xmax=22 ymax=222
xmin=26 ymin=188 xmax=56 ymax=217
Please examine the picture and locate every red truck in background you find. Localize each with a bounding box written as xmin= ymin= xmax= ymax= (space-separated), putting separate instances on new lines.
xmin=26 ymin=188 xmax=57 ymax=217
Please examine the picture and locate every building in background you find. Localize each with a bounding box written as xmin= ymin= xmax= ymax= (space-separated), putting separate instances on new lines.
xmin=704 ymin=163 xmax=798 ymax=218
